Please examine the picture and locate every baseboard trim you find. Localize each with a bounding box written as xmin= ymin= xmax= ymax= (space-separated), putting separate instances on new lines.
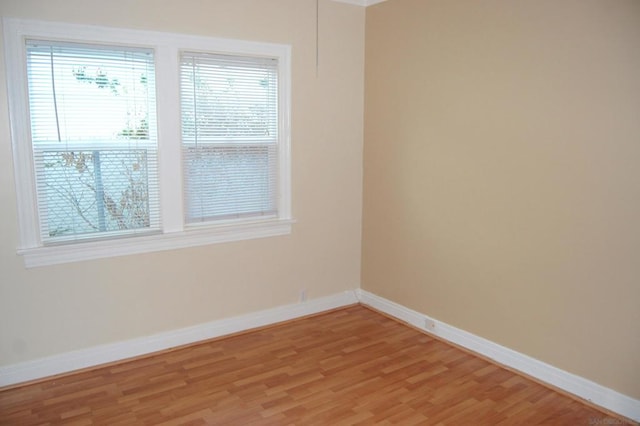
xmin=355 ymin=289 xmax=640 ymax=422
xmin=0 ymin=290 xmax=359 ymax=388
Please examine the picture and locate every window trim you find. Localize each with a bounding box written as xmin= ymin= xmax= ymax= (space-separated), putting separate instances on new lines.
xmin=3 ymin=18 xmax=293 ymax=268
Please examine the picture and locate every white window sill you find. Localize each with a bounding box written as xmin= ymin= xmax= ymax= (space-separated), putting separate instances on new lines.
xmin=17 ymin=219 xmax=295 ymax=268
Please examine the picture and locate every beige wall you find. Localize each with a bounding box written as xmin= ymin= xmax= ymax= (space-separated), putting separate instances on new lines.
xmin=363 ymin=0 xmax=640 ymax=399
xmin=0 ymin=0 xmax=364 ymax=366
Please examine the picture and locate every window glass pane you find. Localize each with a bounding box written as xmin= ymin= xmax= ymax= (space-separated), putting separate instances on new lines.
xmin=183 ymin=145 xmax=277 ymax=222
xmin=36 ymin=150 xmax=154 ymax=239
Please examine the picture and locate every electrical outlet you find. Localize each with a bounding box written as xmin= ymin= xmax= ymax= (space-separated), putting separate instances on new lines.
xmin=299 ymin=289 xmax=307 ymax=303
xmin=424 ymin=318 xmax=436 ymax=330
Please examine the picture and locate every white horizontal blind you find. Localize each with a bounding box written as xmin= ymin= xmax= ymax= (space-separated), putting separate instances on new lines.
xmin=26 ymin=40 xmax=159 ymax=243
xmin=180 ymin=52 xmax=279 ymax=223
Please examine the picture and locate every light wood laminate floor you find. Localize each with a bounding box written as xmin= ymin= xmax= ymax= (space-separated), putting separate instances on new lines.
xmin=0 ymin=305 xmax=634 ymax=425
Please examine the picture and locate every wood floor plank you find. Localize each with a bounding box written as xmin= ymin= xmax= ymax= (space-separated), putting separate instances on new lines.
xmin=0 ymin=305 xmax=635 ymax=425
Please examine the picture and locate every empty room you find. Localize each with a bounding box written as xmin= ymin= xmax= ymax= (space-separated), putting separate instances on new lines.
xmin=0 ymin=0 xmax=638 ymax=424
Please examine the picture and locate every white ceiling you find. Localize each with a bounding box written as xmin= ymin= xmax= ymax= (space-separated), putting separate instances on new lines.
xmin=331 ymin=0 xmax=387 ymax=6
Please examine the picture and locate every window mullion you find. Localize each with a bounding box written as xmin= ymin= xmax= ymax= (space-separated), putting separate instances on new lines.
xmin=155 ymin=45 xmax=184 ymax=233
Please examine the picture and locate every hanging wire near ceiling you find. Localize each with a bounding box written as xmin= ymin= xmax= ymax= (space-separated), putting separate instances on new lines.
xmin=316 ymin=0 xmax=319 ymax=77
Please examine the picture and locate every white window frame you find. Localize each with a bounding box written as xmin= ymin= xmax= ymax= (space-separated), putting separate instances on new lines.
xmin=3 ymin=18 xmax=293 ymax=268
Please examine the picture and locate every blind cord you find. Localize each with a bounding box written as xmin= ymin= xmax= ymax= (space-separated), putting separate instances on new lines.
xmin=49 ymin=46 xmax=62 ymax=142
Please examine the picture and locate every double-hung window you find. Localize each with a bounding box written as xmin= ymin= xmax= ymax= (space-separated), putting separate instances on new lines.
xmin=3 ymin=19 xmax=292 ymax=267
xmin=26 ymin=41 xmax=159 ymax=242
xmin=180 ymin=53 xmax=279 ymax=223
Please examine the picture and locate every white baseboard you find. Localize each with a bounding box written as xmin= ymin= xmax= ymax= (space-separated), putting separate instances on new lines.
xmin=355 ymin=289 xmax=640 ymax=422
xmin=0 ymin=290 xmax=359 ymax=388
